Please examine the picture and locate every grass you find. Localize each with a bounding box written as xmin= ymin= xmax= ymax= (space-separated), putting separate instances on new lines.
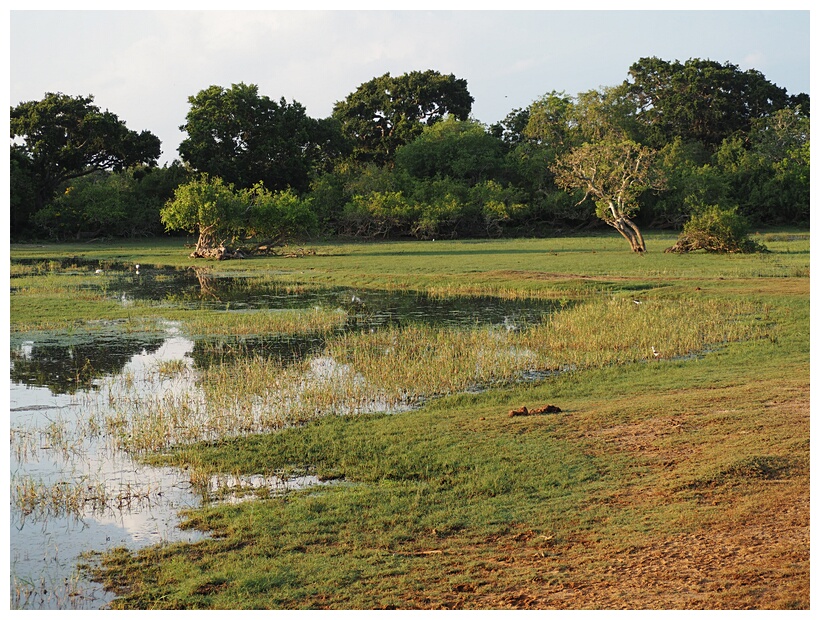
xmin=9 ymin=230 xmax=810 ymax=609
xmin=79 ymin=296 xmax=771 ymax=456
xmin=183 ymin=307 xmax=348 ymax=337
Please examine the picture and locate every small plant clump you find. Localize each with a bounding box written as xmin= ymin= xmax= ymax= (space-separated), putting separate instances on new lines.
xmin=665 ymin=205 xmax=768 ymax=254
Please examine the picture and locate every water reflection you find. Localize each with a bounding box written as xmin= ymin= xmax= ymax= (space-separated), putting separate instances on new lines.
xmin=10 ymin=335 xmax=165 ymax=394
xmin=190 ymin=334 xmax=326 ymax=369
xmin=11 ymin=269 xmax=560 ymax=389
xmin=9 ymin=331 xmax=205 ymax=611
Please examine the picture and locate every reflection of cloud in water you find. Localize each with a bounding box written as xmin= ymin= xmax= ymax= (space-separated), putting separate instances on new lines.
xmin=89 ymin=486 xmax=204 ymax=545
xmin=10 ymin=324 xmax=206 ymax=610
xmin=123 ymin=334 xmax=194 ymax=374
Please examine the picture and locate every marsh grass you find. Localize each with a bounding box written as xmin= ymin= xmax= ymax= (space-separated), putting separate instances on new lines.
xmin=10 ymin=232 xmax=809 ymax=333
xmin=9 ymin=234 xmax=808 ymax=609
xmin=155 ymin=359 xmax=189 ymax=378
xmin=183 ymin=307 xmax=348 ymax=337
xmin=102 ymin=296 xmax=769 ymax=455
xmin=12 ymin=475 xmax=158 ymax=520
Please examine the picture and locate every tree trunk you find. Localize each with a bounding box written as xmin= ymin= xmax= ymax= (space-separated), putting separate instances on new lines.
xmin=195 ymin=224 xmax=219 ymax=255
xmin=609 ymin=217 xmax=646 ymax=252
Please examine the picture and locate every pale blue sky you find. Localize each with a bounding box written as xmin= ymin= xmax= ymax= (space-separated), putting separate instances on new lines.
xmin=9 ymin=8 xmax=811 ymax=164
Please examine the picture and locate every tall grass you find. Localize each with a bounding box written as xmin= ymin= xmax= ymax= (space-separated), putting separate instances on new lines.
xmin=106 ymin=297 xmax=770 ymax=454
xmin=183 ymin=307 xmax=348 ymax=337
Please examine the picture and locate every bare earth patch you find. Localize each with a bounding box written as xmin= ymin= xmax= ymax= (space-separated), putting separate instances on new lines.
xmin=393 ymin=386 xmax=809 ymax=610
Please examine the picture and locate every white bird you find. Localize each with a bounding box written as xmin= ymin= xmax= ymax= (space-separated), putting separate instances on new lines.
xmin=652 ymin=346 xmax=660 ymax=358
xmin=351 ymin=295 xmax=363 ymax=304
xmin=633 ymin=299 xmax=642 ymax=305
xmin=95 ymin=269 xmax=103 ymax=274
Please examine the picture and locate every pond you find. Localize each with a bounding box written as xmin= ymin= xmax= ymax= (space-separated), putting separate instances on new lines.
xmin=9 ymin=266 xmax=561 ymax=609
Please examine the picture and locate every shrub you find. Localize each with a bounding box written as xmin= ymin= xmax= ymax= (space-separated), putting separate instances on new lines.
xmin=665 ymin=204 xmax=767 ymax=253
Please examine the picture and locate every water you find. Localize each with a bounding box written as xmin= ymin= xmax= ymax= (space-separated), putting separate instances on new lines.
xmin=9 ymin=329 xmax=206 ymax=610
xmin=9 ymin=266 xmax=560 ymax=609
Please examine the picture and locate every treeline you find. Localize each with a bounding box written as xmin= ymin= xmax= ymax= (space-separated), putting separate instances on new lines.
xmin=10 ymin=58 xmax=809 ymax=245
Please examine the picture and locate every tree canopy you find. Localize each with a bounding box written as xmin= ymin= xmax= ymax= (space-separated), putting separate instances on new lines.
xmin=9 ymin=57 xmax=810 ymax=246
xmin=624 ymin=57 xmax=807 ymax=150
xmin=160 ymin=175 xmax=318 ymax=258
xmin=178 ymin=83 xmax=336 ymax=193
xmin=10 ymin=92 xmax=161 ymax=211
xmin=332 ymin=70 xmax=474 ymax=165
xmin=551 ymin=137 xmax=663 ymax=252
xmin=395 ymin=117 xmax=505 ymax=184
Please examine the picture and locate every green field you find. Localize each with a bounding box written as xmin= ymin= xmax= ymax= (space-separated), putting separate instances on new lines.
xmin=10 ymin=231 xmax=810 ymax=609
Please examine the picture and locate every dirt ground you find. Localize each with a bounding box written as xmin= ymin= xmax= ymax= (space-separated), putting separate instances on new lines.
xmin=399 ymin=392 xmax=810 ymax=610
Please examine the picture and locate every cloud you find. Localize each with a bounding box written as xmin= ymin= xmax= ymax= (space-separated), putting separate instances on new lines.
xmin=10 ymin=10 xmax=809 ymax=164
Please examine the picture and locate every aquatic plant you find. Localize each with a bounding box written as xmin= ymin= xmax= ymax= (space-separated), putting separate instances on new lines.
xmin=182 ymin=307 xmax=348 ymax=337
xmin=99 ymin=296 xmax=769 ymax=454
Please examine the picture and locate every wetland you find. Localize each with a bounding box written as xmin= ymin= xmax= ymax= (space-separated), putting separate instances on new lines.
xmin=9 ymin=259 xmax=562 ymax=609
xmin=8 ymin=234 xmax=810 ymax=609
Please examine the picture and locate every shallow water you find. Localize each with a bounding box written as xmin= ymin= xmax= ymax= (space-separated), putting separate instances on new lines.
xmin=9 ymin=331 xmax=205 ymax=610
xmin=9 ymin=267 xmax=560 ymax=609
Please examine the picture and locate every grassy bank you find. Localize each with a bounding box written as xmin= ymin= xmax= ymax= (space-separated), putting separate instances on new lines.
xmin=10 ymin=232 xmax=810 ymax=609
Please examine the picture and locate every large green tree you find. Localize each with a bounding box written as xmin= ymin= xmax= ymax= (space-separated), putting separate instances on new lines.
xmin=395 ymin=117 xmax=505 ymax=184
xmin=161 ymin=175 xmax=317 ymax=258
xmin=161 ymin=175 xmax=246 ymax=256
xmin=332 ymin=70 xmax=473 ymax=165
xmin=624 ymin=57 xmax=806 ymax=150
xmin=10 ymin=92 xmax=161 ymax=223
xmin=713 ymin=108 xmax=810 ymax=225
xmin=32 ymin=163 xmax=190 ymax=240
xmin=178 ymin=83 xmax=336 ymax=193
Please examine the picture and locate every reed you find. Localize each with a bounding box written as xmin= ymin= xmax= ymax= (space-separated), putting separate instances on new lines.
xmin=102 ymin=296 xmax=769 ymax=455
xmin=182 ymin=307 xmax=348 ymax=337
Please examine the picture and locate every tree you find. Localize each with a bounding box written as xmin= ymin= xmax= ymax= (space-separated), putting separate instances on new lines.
xmin=551 ymin=137 xmax=663 ymax=252
xmin=523 ymin=91 xmax=578 ymax=151
xmin=29 ymin=162 xmax=189 ymax=240
xmin=646 ymin=137 xmax=725 ymax=228
xmin=10 ymin=92 xmax=161 ymax=214
xmin=332 ymin=70 xmax=473 ymax=164
xmin=243 ymin=184 xmax=318 ymax=245
xmin=179 ymin=83 xmax=332 ymax=193
xmin=33 ymin=172 xmax=130 ymax=240
xmin=624 ymin=57 xmax=802 ymax=151
xmin=489 ymin=107 xmax=531 ymax=147
xmin=161 ymin=175 xmax=319 ymax=258
xmin=712 ymin=109 xmax=810 ymax=226
xmin=10 ymin=147 xmax=38 ymax=236
xmin=394 ymin=117 xmax=505 ymax=184
xmin=160 ymin=175 xmax=246 ymax=257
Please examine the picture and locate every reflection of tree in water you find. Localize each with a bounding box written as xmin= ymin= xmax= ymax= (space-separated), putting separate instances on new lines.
xmin=10 ymin=337 xmax=165 ymax=395
xmin=161 ymin=269 xmax=299 ymax=309
xmin=191 ymin=268 xmax=221 ymax=300
xmin=190 ymin=335 xmax=327 ymax=369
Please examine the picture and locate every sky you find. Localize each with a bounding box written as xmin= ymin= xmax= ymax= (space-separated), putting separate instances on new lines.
xmin=7 ymin=6 xmax=813 ymax=165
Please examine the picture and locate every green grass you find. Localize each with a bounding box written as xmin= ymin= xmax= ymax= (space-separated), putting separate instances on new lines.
xmin=11 ymin=231 xmax=810 ymax=609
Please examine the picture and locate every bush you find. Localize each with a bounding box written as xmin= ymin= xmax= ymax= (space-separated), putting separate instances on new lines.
xmin=665 ymin=204 xmax=767 ymax=253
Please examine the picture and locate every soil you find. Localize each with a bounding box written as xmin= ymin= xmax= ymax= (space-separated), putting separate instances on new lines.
xmin=397 ymin=393 xmax=810 ymax=610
